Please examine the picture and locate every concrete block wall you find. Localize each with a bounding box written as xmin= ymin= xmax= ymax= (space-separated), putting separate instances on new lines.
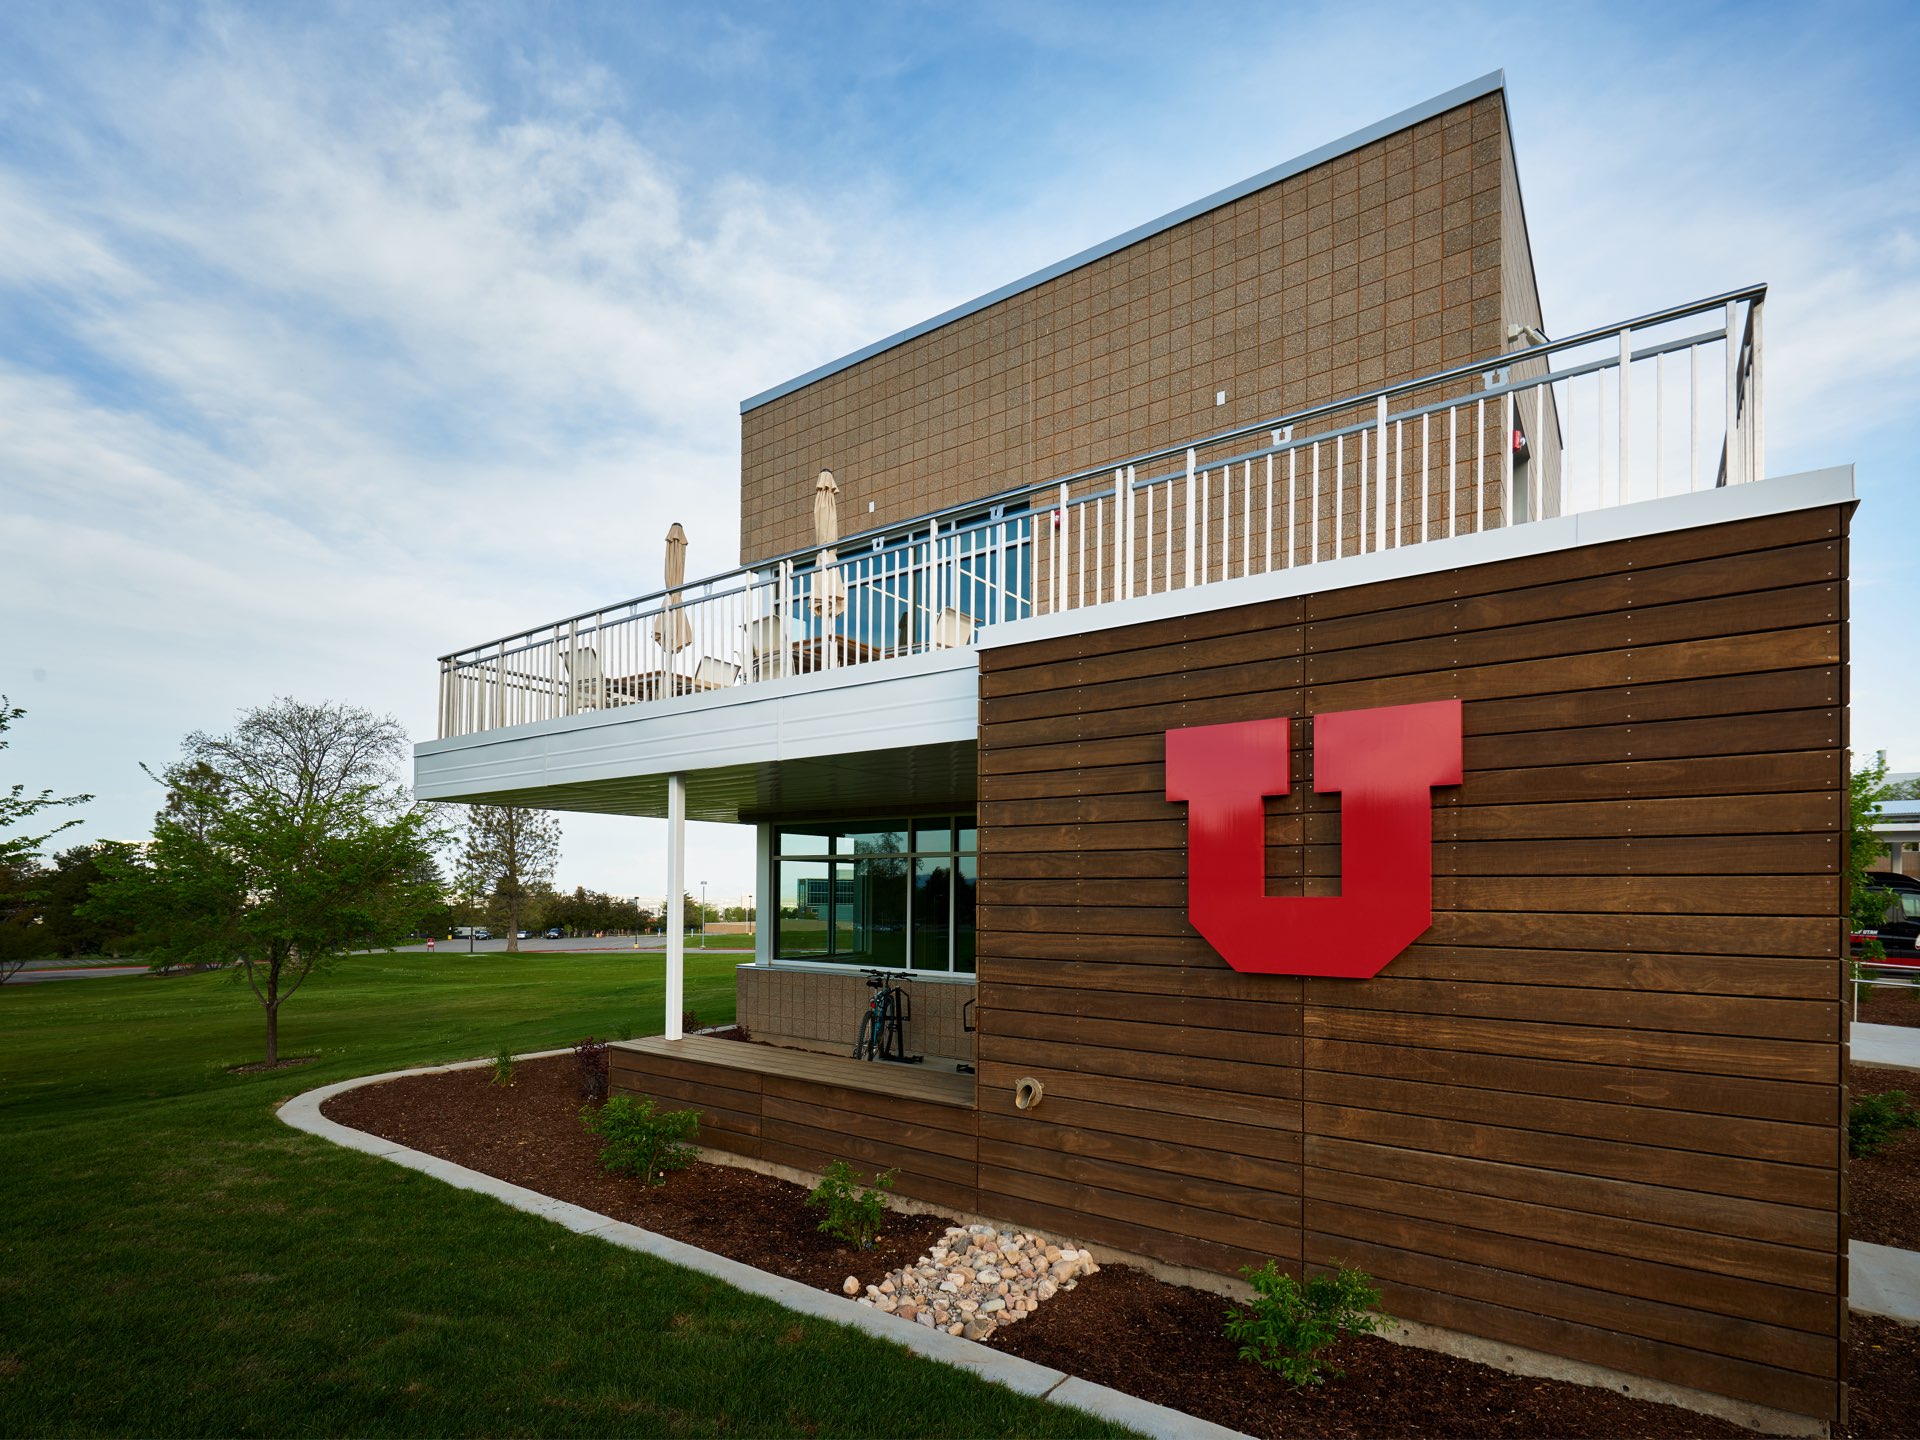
xmin=740 ymin=88 xmax=1539 ymax=564
xmin=736 ymin=964 xmax=976 ymax=1063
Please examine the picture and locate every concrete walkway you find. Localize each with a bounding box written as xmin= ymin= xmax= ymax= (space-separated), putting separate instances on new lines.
xmin=281 ymin=1055 xmax=1246 ymax=1440
xmin=1854 ymin=1022 xmax=1920 ymax=1070
xmin=1852 ymin=1243 xmax=1920 ymax=1323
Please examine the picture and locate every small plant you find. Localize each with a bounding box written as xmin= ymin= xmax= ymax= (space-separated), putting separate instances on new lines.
xmin=490 ymin=1044 xmax=515 ymax=1087
xmin=1224 ymin=1261 xmax=1382 ymax=1386
xmin=682 ymin=1010 xmax=700 ymax=1034
xmin=805 ymin=1159 xmax=894 ymax=1250
xmin=574 ymin=1036 xmax=609 ymax=1103
xmin=616 ymin=1023 xmax=633 ymax=1042
xmin=1850 ymin=1090 xmax=1920 ymax=1158
xmin=580 ymin=1096 xmax=699 ymax=1186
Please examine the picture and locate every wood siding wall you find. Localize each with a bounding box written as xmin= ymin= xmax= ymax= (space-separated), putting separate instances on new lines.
xmin=610 ymin=1043 xmax=981 ymax=1217
xmin=975 ymin=502 xmax=1851 ymax=1422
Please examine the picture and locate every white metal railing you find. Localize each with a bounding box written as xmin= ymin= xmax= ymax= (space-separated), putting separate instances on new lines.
xmin=437 ymin=285 xmax=1766 ymax=738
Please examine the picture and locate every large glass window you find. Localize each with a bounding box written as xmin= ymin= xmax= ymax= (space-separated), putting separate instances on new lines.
xmin=775 ymin=816 xmax=977 ymax=974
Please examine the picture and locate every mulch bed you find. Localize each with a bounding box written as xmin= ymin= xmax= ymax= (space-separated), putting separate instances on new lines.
xmin=322 ymin=1053 xmax=1920 ymax=1439
xmin=321 ymin=1053 xmax=947 ymax=1291
xmin=1848 ymin=1063 xmax=1920 ymax=1250
xmin=1856 ymin=991 xmax=1920 ymax=1029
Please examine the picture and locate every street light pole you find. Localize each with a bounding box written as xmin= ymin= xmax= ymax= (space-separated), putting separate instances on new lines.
xmin=700 ymin=880 xmax=708 ymax=949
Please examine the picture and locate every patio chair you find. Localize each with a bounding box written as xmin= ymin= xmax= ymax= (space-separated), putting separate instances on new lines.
xmin=930 ymin=608 xmax=975 ymax=648
xmin=744 ymin=616 xmax=789 ymax=681
xmin=565 ymin=645 xmax=604 ymax=711
xmin=691 ymin=656 xmax=742 ymax=690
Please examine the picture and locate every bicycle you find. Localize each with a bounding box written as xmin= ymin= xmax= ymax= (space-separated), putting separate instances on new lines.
xmin=852 ymin=969 xmax=923 ymax=1064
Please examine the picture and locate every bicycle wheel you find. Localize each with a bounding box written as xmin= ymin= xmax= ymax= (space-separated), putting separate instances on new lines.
xmin=854 ymin=1010 xmax=880 ymax=1061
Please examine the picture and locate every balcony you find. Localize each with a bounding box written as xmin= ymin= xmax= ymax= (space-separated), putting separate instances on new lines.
xmin=434 ymin=286 xmax=1767 ymax=742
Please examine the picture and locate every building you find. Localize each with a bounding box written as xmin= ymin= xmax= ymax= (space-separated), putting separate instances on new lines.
xmin=417 ymin=72 xmax=1850 ymax=1432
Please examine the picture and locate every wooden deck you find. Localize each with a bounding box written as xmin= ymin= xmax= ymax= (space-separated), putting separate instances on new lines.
xmin=612 ymin=1035 xmax=975 ymax=1108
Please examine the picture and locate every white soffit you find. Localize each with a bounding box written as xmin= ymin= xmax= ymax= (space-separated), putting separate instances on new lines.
xmin=414 ymin=646 xmax=980 ymax=822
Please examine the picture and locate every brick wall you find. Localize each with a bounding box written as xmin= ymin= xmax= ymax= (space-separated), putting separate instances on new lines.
xmin=741 ymin=90 xmax=1539 ymax=564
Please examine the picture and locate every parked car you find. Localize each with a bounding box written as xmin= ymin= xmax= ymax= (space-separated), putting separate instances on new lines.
xmin=472 ymin=927 xmax=492 ymax=941
xmin=1866 ymin=870 xmax=1920 ymax=894
xmin=516 ymin=930 xmax=530 ymax=939
xmin=544 ymin=927 xmax=563 ymax=939
xmin=1852 ymin=890 xmax=1920 ymax=962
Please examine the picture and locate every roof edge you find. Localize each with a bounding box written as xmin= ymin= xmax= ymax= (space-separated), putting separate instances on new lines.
xmin=740 ymin=69 xmax=1507 ymax=415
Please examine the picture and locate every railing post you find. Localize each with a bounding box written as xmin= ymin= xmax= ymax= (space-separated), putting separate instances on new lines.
xmin=1724 ymin=300 xmax=1739 ymax=488
xmin=1750 ymin=297 xmax=1765 ymax=482
xmin=1618 ymin=328 xmax=1632 ymax=505
xmin=1183 ymin=449 xmax=1196 ymax=590
xmin=1057 ymin=482 xmax=1070 ymax=611
xmin=1334 ymin=434 xmax=1345 ymax=558
xmin=1375 ymin=395 xmax=1388 ymax=551
xmin=1502 ymin=390 xmax=1515 ymax=527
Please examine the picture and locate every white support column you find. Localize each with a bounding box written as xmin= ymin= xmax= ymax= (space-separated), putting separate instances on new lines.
xmin=665 ymin=773 xmax=686 ymax=1041
xmin=753 ymin=823 xmax=773 ymax=966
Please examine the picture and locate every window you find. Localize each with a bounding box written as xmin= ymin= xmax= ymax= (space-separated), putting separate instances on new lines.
xmin=774 ymin=816 xmax=977 ymax=974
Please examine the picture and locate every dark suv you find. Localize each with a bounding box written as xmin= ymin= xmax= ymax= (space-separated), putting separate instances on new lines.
xmin=1854 ymin=887 xmax=1920 ymax=962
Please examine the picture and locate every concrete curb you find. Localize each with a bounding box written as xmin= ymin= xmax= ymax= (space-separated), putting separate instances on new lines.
xmin=278 ymin=1055 xmax=1250 ymax=1440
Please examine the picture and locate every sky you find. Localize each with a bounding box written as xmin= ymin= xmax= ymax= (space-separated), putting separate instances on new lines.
xmin=3 ymin=0 xmax=1917 ymax=899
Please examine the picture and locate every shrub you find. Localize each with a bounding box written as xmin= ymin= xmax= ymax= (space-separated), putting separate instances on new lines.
xmin=490 ymin=1044 xmax=514 ymax=1087
xmin=805 ymin=1159 xmax=894 ymax=1250
xmin=682 ymin=1010 xmax=700 ymax=1034
xmin=580 ymin=1096 xmax=699 ymax=1186
xmin=1224 ymin=1261 xmax=1382 ymax=1386
xmin=1850 ymin=1090 xmax=1920 ymax=1158
xmin=574 ymin=1036 xmax=609 ymax=1102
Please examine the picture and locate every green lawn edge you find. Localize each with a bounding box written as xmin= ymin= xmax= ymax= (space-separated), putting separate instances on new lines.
xmin=0 ymin=952 xmax=1137 ymax=1437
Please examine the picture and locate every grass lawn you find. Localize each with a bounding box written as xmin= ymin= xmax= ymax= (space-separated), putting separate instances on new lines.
xmin=0 ymin=952 xmax=1128 ymax=1438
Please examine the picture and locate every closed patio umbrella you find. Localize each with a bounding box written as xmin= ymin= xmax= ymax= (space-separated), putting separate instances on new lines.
xmin=811 ymin=469 xmax=846 ymax=620
xmin=654 ymin=521 xmax=693 ymax=652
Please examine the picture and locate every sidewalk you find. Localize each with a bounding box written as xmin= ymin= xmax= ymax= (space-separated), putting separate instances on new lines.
xmin=1854 ymin=1022 xmax=1920 ymax=1069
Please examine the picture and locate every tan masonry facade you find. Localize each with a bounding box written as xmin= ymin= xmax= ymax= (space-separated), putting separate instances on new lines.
xmin=740 ymin=87 xmax=1543 ymax=563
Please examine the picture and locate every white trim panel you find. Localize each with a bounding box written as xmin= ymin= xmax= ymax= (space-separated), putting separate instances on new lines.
xmin=416 ymin=645 xmax=979 ymax=802
xmin=979 ymin=467 xmax=1856 ymax=652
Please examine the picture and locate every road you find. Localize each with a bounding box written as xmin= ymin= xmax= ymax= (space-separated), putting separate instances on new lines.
xmin=2 ymin=937 xmax=755 ymax=985
xmin=385 ymin=935 xmax=754 ymax=957
xmin=8 ymin=965 xmax=153 ymax=984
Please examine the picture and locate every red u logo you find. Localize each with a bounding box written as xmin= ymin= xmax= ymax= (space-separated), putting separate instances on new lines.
xmin=1165 ymin=699 xmax=1462 ymax=979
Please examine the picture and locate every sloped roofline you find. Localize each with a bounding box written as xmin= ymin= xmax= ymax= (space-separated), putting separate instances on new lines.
xmin=740 ymin=69 xmax=1509 ymax=415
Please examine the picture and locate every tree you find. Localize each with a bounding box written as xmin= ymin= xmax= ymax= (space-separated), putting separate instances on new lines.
xmin=0 ymin=697 xmax=92 ymax=982
xmin=83 ymin=699 xmax=444 ymax=1064
xmin=459 ymin=805 xmax=561 ymax=952
xmin=39 ymin=844 xmax=117 ymax=957
xmin=1850 ymin=753 xmax=1894 ymax=934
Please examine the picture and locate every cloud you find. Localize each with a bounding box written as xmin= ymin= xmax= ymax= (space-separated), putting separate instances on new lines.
xmin=0 ymin=8 xmax=970 ymax=886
